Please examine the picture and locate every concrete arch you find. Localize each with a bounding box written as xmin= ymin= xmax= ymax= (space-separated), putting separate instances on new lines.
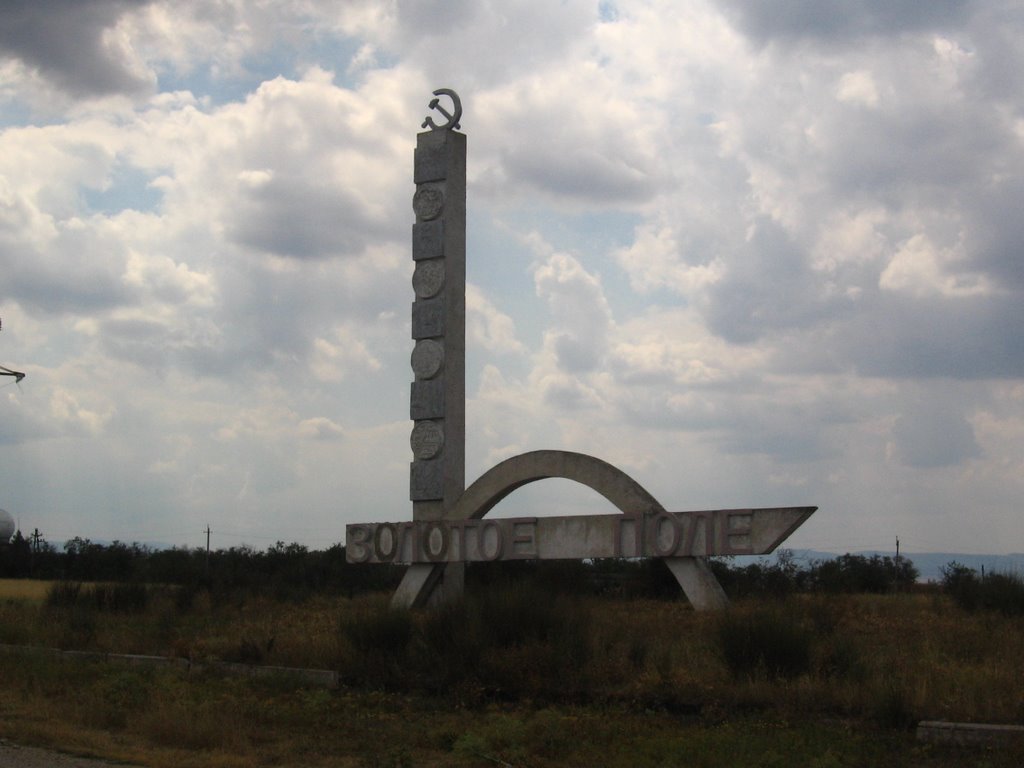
xmin=445 ymin=450 xmax=665 ymax=521
xmin=393 ymin=450 xmax=729 ymax=611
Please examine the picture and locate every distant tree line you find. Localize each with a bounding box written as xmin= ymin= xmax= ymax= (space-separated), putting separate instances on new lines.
xmin=940 ymin=561 xmax=1024 ymax=615
xmin=0 ymin=534 xmax=404 ymax=597
xmin=1 ymin=533 xmax=921 ymax=599
xmin=709 ymin=550 xmax=920 ymax=597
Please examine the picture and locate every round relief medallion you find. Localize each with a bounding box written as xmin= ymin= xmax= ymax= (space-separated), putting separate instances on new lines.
xmin=411 ymin=339 xmax=444 ymax=379
xmin=412 ymin=260 xmax=445 ymax=298
xmin=410 ymin=420 xmax=444 ymax=460
xmin=412 ymin=187 xmax=444 ymax=220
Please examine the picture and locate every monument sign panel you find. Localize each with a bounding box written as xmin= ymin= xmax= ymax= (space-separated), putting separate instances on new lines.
xmin=348 ymin=506 xmax=815 ymax=564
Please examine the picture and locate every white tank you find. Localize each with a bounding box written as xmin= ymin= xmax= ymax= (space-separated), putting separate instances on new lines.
xmin=0 ymin=508 xmax=15 ymax=544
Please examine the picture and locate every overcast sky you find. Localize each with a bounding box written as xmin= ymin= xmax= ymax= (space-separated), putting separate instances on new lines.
xmin=1 ymin=0 xmax=1022 ymax=555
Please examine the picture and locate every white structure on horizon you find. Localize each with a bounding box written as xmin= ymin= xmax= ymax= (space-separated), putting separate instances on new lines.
xmin=0 ymin=508 xmax=15 ymax=544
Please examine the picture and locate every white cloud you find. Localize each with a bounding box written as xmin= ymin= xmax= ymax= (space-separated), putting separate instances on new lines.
xmin=533 ymin=247 xmax=613 ymax=374
xmin=1 ymin=0 xmax=1023 ymax=555
xmin=297 ymin=416 xmax=346 ymax=441
xmin=466 ymin=284 xmax=525 ymax=356
xmin=310 ymin=327 xmax=382 ymax=383
xmin=836 ymin=70 xmax=880 ymax=107
xmin=880 ymin=233 xmax=994 ymax=297
xmin=615 ymin=225 xmax=724 ymax=296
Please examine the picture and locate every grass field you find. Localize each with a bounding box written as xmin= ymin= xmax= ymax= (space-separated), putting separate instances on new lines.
xmin=0 ymin=583 xmax=1022 ymax=766
xmin=0 ymin=577 xmax=52 ymax=601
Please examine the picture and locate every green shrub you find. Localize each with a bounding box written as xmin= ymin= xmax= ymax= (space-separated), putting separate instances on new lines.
xmin=717 ymin=607 xmax=813 ymax=680
xmin=817 ymin=635 xmax=866 ymax=681
xmin=810 ymin=554 xmax=917 ymax=594
xmin=941 ymin=562 xmax=981 ymax=610
xmin=711 ymin=551 xmax=802 ymax=599
xmin=942 ymin=563 xmax=1024 ymax=615
xmin=978 ymin=572 xmax=1024 ymax=616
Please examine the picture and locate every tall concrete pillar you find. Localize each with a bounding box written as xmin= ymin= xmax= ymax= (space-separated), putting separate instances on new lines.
xmin=398 ymin=106 xmax=466 ymax=606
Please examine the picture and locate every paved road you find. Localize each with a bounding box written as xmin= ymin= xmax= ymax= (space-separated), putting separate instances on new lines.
xmin=0 ymin=740 xmax=143 ymax=767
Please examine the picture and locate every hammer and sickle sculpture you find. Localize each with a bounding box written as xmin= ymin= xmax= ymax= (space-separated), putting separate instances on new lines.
xmin=422 ymin=88 xmax=462 ymax=131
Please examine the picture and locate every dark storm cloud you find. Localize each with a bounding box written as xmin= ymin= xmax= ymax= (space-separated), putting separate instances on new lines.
xmin=705 ymin=218 xmax=843 ymax=344
xmin=716 ymin=421 xmax=834 ymax=462
xmin=391 ymin=0 xmax=593 ymax=87
xmin=819 ymin=106 xmax=1006 ymax=197
xmin=613 ymin=373 xmax=851 ymax=462
xmin=163 ymin=248 xmax=403 ymax=383
xmin=966 ymin=9 xmax=1024 ymax=103
xmin=161 ymin=264 xmax=320 ymax=379
xmin=720 ymin=0 xmax=973 ymax=44
xmin=505 ymin=144 xmax=658 ymax=205
xmin=97 ymin=317 xmax=172 ymax=370
xmin=964 ymin=176 xmax=1024 ymax=289
xmin=841 ymin=293 xmax=1024 ymax=380
xmin=553 ymin=334 xmax=602 ymax=373
xmin=0 ymin=0 xmax=152 ymax=96
xmin=10 ymin=268 xmax=129 ymax=315
xmin=0 ymin=214 xmax=130 ymax=316
xmin=228 ymin=176 xmax=388 ymax=260
xmin=0 ymin=394 xmax=57 ymax=445
xmin=891 ymin=405 xmax=981 ymax=468
xmin=395 ymin=0 xmax=480 ymax=37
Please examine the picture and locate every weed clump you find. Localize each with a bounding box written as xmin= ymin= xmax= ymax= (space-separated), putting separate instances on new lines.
xmin=339 ymin=583 xmax=592 ymax=701
xmin=340 ymin=599 xmax=414 ymax=689
xmin=872 ymin=681 xmax=917 ymax=730
xmin=92 ymin=582 xmax=150 ymax=613
xmin=45 ymin=580 xmax=150 ymax=613
xmin=46 ymin=580 xmax=83 ymax=608
xmin=716 ymin=607 xmax=813 ymax=680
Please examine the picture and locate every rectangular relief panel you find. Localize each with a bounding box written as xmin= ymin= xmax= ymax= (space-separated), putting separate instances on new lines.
xmin=409 ymin=459 xmax=444 ymax=501
xmin=411 ymin=298 xmax=445 ymax=339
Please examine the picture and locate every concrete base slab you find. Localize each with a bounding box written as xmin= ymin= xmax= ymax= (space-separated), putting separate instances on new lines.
xmin=917 ymin=720 xmax=1024 ymax=747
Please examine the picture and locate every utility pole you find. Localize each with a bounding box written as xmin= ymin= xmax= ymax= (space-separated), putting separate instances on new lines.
xmin=894 ymin=536 xmax=901 ymax=591
xmin=205 ymin=525 xmax=211 ymax=578
xmin=29 ymin=528 xmax=42 ymax=577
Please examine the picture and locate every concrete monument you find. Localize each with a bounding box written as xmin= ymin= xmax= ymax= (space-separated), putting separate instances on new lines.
xmin=347 ymin=90 xmax=816 ymax=610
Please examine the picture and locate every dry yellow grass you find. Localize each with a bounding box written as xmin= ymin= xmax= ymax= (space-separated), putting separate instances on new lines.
xmin=2 ymin=590 xmax=1024 ymax=766
xmin=0 ymin=578 xmax=52 ymax=601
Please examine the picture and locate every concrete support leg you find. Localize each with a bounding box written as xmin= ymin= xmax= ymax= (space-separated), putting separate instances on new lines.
xmin=391 ymin=562 xmax=464 ymax=609
xmin=427 ymin=562 xmax=464 ymax=608
xmin=665 ymin=557 xmax=729 ymax=610
xmin=391 ymin=564 xmax=441 ymax=609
